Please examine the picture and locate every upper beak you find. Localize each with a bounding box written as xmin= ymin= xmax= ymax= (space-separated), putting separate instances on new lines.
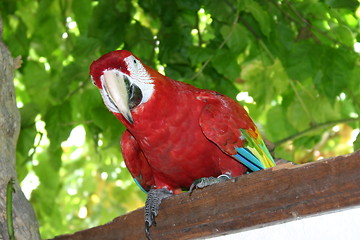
xmin=103 ymin=71 xmax=134 ymax=124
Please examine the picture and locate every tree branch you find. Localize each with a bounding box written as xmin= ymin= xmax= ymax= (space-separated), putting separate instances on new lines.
xmin=0 ymin=16 xmax=41 ymax=240
xmin=274 ymin=117 xmax=360 ymax=147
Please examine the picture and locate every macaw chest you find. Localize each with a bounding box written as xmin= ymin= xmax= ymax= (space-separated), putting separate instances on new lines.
xmin=133 ymin=121 xmax=224 ymax=187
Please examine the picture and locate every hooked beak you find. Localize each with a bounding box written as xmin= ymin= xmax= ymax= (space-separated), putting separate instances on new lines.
xmin=103 ymin=71 xmax=134 ymax=124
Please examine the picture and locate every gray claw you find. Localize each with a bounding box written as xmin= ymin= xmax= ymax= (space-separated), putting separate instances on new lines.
xmin=145 ymin=188 xmax=173 ymax=240
xmin=189 ymin=174 xmax=231 ymax=194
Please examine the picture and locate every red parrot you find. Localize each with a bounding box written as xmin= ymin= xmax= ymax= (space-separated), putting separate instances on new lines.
xmin=90 ymin=50 xmax=275 ymax=239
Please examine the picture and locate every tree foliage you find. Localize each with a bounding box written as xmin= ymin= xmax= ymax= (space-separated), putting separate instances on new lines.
xmin=1 ymin=0 xmax=359 ymax=238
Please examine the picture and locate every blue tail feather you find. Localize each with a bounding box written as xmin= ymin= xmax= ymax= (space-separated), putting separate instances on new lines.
xmin=234 ymin=147 xmax=265 ymax=172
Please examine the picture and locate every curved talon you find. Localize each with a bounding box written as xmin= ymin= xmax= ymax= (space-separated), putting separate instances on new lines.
xmin=151 ymin=212 xmax=156 ymax=226
xmin=189 ymin=179 xmax=201 ymax=194
xmin=145 ymin=221 xmax=152 ymax=240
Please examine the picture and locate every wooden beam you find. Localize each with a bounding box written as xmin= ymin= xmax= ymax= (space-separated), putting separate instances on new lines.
xmin=52 ymin=150 xmax=360 ymax=240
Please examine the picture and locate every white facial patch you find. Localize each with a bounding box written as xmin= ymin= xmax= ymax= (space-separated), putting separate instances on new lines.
xmin=123 ymin=55 xmax=154 ymax=105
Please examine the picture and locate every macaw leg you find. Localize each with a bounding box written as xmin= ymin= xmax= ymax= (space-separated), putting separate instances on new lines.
xmin=145 ymin=188 xmax=173 ymax=240
xmin=189 ymin=174 xmax=231 ymax=194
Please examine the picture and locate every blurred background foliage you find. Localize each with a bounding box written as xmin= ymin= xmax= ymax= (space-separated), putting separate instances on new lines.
xmin=1 ymin=0 xmax=360 ymax=238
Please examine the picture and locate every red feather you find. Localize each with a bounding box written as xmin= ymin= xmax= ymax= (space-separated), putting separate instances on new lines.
xmin=90 ymin=50 xmax=271 ymax=194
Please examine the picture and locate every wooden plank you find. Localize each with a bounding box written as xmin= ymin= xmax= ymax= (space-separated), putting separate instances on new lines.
xmin=52 ymin=150 xmax=360 ymax=240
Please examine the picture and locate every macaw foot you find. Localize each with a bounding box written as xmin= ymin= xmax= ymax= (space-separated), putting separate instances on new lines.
xmin=189 ymin=174 xmax=231 ymax=194
xmin=145 ymin=188 xmax=173 ymax=240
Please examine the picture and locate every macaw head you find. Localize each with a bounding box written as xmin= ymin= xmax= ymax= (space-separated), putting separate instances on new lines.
xmin=90 ymin=50 xmax=155 ymax=124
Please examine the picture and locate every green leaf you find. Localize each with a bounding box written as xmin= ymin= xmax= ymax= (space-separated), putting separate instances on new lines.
xmin=241 ymin=59 xmax=269 ymax=106
xmin=272 ymin=22 xmax=295 ymax=52
xmin=330 ymin=25 xmax=354 ymax=47
xmin=325 ymin=0 xmax=359 ymax=10
xmin=89 ymin=0 xmax=132 ymax=52
xmin=286 ymin=100 xmax=310 ymax=131
xmin=44 ymin=102 xmax=72 ymax=144
xmin=242 ymin=0 xmax=271 ymax=37
xmin=266 ymin=59 xmax=289 ymax=95
xmin=281 ymin=42 xmax=314 ymax=82
xmin=16 ymin=103 xmax=39 ymax=180
xmin=205 ymin=0 xmax=233 ymax=23
xmin=308 ymin=96 xmax=341 ymax=123
xmin=303 ymin=2 xmax=330 ymax=19
xmin=354 ymin=133 xmax=360 ymax=151
xmin=265 ymin=105 xmax=296 ymax=142
xmin=125 ymin=22 xmax=154 ymax=61
xmin=211 ymin=49 xmax=241 ymax=80
xmin=240 ymin=59 xmax=288 ymax=106
xmin=31 ymin=1 xmax=63 ymax=57
xmin=33 ymin=152 xmax=60 ymax=190
xmin=44 ymin=102 xmax=73 ymax=170
xmin=314 ymin=48 xmax=356 ymax=99
xmin=91 ymin=106 xmax=125 ymax=143
xmin=16 ymin=126 xmax=36 ymax=180
xmin=73 ymin=37 xmax=101 ymax=58
xmin=220 ymin=23 xmax=248 ymax=53
xmin=71 ymin=88 xmax=102 ymax=121
xmin=293 ymin=135 xmax=322 ymax=150
xmin=187 ymin=46 xmax=212 ymax=65
xmin=19 ymin=103 xmax=38 ymax=126
xmin=22 ymin=61 xmax=52 ymax=112
xmin=4 ymin=18 xmax=30 ymax=57
xmin=71 ymin=0 xmax=93 ymax=34
xmin=273 ymin=146 xmax=295 ymax=163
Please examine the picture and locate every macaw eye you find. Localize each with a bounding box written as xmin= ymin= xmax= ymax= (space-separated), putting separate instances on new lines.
xmin=128 ymin=84 xmax=142 ymax=109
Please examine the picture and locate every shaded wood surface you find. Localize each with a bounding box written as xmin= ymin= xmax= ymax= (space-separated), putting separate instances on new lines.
xmin=53 ymin=150 xmax=360 ymax=240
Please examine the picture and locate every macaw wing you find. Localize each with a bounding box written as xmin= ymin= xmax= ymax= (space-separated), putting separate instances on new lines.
xmin=121 ymin=130 xmax=154 ymax=192
xmin=198 ymin=92 xmax=275 ymax=172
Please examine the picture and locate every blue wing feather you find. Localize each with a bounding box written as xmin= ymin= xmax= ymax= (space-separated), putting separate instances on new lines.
xmin=133 ymin=178 xmax=148 ymax=193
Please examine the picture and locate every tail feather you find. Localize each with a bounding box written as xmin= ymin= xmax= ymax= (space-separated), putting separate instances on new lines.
xmin=234 ymin=147 xmax=264 ymax=171
xmin=259 ymin=142 xmax=275 ymax=168
xmin=234 ymin=129 xmax=276 ymax=172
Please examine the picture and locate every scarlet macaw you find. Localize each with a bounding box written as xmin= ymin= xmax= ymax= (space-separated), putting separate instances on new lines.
xmin=90 ymin=50 xmax=275 ymax=239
